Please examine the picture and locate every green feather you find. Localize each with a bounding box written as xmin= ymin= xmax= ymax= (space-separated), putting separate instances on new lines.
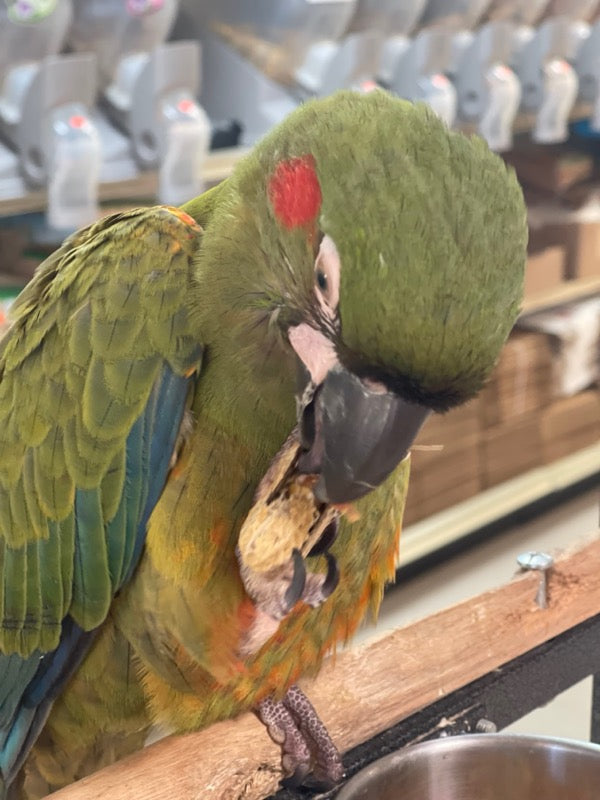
xmin=23 ymin=538 xmax=42 ymax=643
xmin=33 ymin=427 xmax=74 ymax=521
xmin=90 ymin=314 xmax=147 ymax=362
xmin=0 ymin=205 xmax=203 ymax=655
xmin=100 ymin=448 xmax=127 ymax=525
xmin=22 ymin=451 xmax=48 ymax=540
xmin=7 ymin=477 xmax=32 ymax=548
xmin=56 ymin=515 xmax=75 ymax=617
xmin=2 ymin=544 xmax=27 ymax=652
xmin=103 ymin=357 xmax=161 ymax=407
xmin=70 ymin=489 xmax=112 ymax=630
xmin=105 ymin=487 xmax=128 ymax=587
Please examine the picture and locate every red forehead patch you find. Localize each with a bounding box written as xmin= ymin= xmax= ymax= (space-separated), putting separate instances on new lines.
xmin=268 ymin=155 xmax=322 ymax=229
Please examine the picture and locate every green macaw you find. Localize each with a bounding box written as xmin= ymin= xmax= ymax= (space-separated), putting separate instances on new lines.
xmin=0 ymin=89 xmax=527 ymax=798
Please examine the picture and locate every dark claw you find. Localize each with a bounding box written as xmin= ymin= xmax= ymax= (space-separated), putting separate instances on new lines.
xmin=281 ymin=766 xmax=311 ymax=790
xmin=302 ymin=772 xmax=343 ymax=792
xmin=321 ymin=552 xmax=340 ymax=599
xmin=308 ymin=517 xmax=339 ymax=557
xmin=284 ymin=549 xmax=306 ymax=611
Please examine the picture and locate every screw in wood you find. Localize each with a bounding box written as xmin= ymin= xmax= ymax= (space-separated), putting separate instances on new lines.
xmin=517 ymin=551 xmax=554 ymax=609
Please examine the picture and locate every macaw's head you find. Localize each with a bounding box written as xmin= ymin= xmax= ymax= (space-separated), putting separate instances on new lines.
xmin=222 ymin=90 xmax=527 ymax=504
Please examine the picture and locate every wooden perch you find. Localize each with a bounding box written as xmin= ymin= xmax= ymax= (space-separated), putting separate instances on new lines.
xmin=49 ymin=532 xmax=600 ymax=800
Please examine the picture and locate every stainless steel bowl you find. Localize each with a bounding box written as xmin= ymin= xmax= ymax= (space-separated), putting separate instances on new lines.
xmin=336 ymin=734 xmax=600 ymax=800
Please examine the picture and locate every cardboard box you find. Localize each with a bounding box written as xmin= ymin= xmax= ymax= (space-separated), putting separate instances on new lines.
xmin=481 ymin=414 xmax=542 ymax=488
xmin=524 ymin=246 xmax=566 ymax=300
xmin=528 ymin=203 xmax=600 ymax=280
xmin=404 ymin=434 xmax=482 ymax=523
xmin=548 ymin=219 xmax=600 ymax=280
xmin=410 ymin=434 xmax=480 ymax=493
xmin=519 ymin=298 xmax=600 ymax=397
xmin=540 ymin=390 xmax=600 ymax=464
xmin=402 ymin=476 xmax=481 ymax=526
xmin=567 ymin=220 xmax=600 ymax=280
xmin=505 ymin=149 xmax=594 ymax=196
xmin=527 ymin=211 xmax=600 ymax=280
xmin=414 ymin=397 xmax=481 ymax=448
xmin=0 ymin=229 xmax=38 ymax=284
xmin=480 ymin=331 xmax=554 ymax=427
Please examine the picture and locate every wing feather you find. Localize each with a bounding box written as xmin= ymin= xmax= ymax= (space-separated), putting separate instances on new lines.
xmin=0 ymin=205 xmax=205 ymax=785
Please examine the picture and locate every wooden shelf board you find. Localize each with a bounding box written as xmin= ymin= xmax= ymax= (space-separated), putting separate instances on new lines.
xmin=0 ymin=147 xmax=248 ymax=218
xmin=457 ymin=102 xmax=593 ymax=138
xmin=400 ymin=442 xmax=600 ymax=567
xmin=520 ymin=278 xmax=600 ymax=317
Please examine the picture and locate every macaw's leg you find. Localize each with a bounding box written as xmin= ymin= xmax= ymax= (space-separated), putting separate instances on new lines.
xmin=257 ymin=684 xmax=344 ymax=788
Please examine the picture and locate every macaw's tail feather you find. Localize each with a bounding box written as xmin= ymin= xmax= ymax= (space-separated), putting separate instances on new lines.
xmin=0 ymin=703 xmax=43 ymax=796
xmin=0 ymin=649 xmax=44 ymax=794
xmin=0 ymin=619 xmax=96 ymax=792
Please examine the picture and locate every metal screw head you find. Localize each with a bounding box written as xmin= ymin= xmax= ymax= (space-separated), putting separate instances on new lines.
xmin=517 ymin=551 xmax=554 ymax=609
xmin=517 ymin=551 xmax=554 ymax=571
xmin=476 ymin=718 xmax=498 ymax=734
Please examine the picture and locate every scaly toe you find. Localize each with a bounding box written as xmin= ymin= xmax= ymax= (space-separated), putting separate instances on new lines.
xmin=283 ymin=685 xmax=345 ymax=786
xmin=257 ymin=694 xmax=312 ymax=783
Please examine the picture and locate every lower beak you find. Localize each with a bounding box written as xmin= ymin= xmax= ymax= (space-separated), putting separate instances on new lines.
xmin=296 ymin=365 xmax=430 ymax=504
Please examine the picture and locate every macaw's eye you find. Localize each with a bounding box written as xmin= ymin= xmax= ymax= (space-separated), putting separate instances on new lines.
xmin=314 ymin=235 xmax=340 ymax=317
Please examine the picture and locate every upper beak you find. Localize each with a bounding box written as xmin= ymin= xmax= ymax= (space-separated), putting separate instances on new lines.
xmin=296 ymin=364 xmax=430 ymax=504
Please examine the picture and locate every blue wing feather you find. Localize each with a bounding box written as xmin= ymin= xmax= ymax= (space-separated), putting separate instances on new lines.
xmin=127 ymin=368 xmax=189 ymax=581
xmin=0 ymin=364 xmax=191 ymax=786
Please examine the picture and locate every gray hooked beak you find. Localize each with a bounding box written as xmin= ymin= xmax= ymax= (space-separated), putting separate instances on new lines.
xmin=296 ymin=364 xmax=430 ymax=504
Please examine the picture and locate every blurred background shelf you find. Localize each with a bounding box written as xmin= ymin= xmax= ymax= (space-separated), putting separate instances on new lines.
xmin=0 ymin=0 xmax=599 ymax=579
xmin=400 ymin=441 xmax=600 ymax=568
xmin=521 ymin=276 xmax=600 ymax=316
xmin=0 ymin=147 xmax=248 ymax=219
xmin=3 ymin=0 xmax=600 ymax=222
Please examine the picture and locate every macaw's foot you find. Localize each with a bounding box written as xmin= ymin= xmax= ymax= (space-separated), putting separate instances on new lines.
xmin=240 ymin=545 xmax=340 ymax=625
xmin=257 ymin=684 xmax=344 ymax=789
xmin=285 ymin=548 xmax=340 ymax=611
xmin=238 ymin=549 xmax=339 ymax=658
xmin=237 ymin=427 xmax=343 ymax=626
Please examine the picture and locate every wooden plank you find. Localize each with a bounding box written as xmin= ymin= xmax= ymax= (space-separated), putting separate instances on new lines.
xmin=48 ymin=531 xmax=600 ymax=800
